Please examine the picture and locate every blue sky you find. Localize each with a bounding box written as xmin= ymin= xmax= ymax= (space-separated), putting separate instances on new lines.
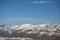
xmin=0 ymin=0 xmax=60 ymax=24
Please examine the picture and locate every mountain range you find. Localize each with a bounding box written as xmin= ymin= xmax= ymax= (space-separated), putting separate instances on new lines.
xmin=0 ymin=23 xmax=60 ymax=36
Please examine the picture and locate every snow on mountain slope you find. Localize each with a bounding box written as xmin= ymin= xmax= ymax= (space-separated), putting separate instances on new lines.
xmin=0 ymin=24 xmax=59 ymax=31
xmin=0 ymin=23 xmax=60 ymax=36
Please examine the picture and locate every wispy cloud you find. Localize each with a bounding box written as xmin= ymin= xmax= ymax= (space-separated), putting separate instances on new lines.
xmin=5 ymin=18 xmax=31 ymax=21
xmin=0 ymin=18 xmax=57 ymax=24
xmin=33 ymin=1 xmax=51 ymax=4
xmin=0 ymin=18 xmax=32 ymax=24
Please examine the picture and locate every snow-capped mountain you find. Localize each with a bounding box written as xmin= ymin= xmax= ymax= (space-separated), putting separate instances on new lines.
xmin=0 ymin=23 xmax=60 ymax=36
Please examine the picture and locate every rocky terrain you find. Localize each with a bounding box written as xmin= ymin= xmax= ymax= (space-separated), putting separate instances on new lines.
xmin=0 ymin=23 xmax=60 ymax=40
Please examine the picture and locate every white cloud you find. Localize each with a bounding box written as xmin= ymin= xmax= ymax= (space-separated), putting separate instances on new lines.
xmin=0 ymin=18 xmax=57 ymax=24
xmin=0 ymin=18 xmax=31 ymax=21
xmin=33 ymin=1 xmax=51 ymax=4
xmin=6 ymin=18 xmax=31 ymax=21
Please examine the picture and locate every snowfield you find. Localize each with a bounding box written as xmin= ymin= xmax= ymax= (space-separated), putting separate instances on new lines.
xmin=0 ymin=23 xmax=60 ymax=40
xmin=0 ymin=24 xmax=60 ymax=35
xmin=0 ymin=37 xmax=33 ymax=40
